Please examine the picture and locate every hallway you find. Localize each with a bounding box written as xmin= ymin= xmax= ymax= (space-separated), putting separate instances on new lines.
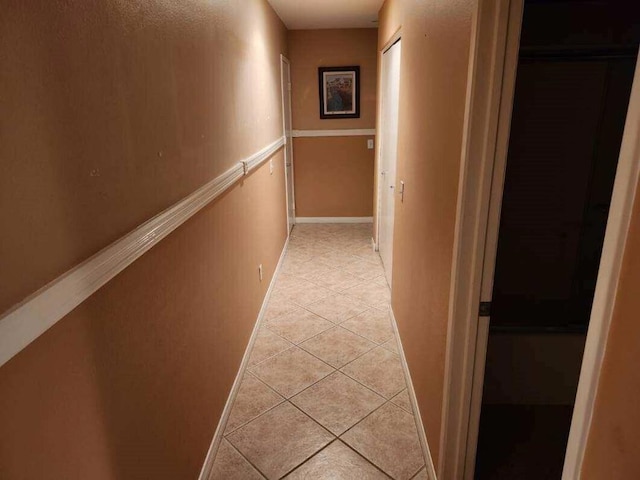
xmin=211 ymin=224 xmax=427 ymax=479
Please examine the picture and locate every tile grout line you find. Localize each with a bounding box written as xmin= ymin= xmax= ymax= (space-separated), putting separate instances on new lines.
xmin=337 ymin=399 xmax=419 ymax=478
xmin=223 ymin=437 xmax=269 ymax=479
xmin=221 ymin=370 xmax=287 ymax=437
xmin=216 ymin=226 xmax=423 ymax=479
xmin=282 ymin=400 xmax=338 ymax=464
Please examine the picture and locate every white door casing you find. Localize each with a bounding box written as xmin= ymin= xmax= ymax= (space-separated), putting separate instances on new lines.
xmin=280 ymin=55 xmax=296 ymax=232
xmin=378 ymin=39 xmax=402 ymax=286
xmin=441 ymin=0 xmax=640 ymax=478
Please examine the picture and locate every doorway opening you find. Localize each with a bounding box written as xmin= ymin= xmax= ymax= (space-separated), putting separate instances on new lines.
xmin=377 ymin=37 xmax=402 ymax=287
xmin=472 ymin=2 xmax=639 ymax=478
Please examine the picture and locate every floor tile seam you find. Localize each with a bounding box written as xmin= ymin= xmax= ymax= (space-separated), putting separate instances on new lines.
xmin=295 ymin=303 xmax=345 ymax=325
xmin=292 ymin=325 xmax=345 ymax=350
xmin=262 ymin=313 xmax=335 ymax=345
xmin=225 ymin=399 xmax=336 ymax=480
xmin=339 ymin=341 xmax=399 ymax=368
xmin=247 ymin=342 xmax=297 ymax=370
xmin=296 ymin=331 xmax=380 ymax=370
xmin=338 ymin=400 xmax=410 ymax=478
xmin=222 ymin=436 xmax=269 ymax=480
xmin=264 ymin=306 xmax=333 ymax=328
xmin=283 ymin=437 xmax=394 ymax=480
xmin=297 ymin=294 xmax=372 ymax=321
xmin=285 ymin=324 xmax=385 ymax=373
xmin=340 ymin=400 xmax=425 ymax=478
xmin=337 ymin=398 xmax=410 ymax=442
xmin=289 ymin=385 xmax=387 ymax=438
xmin=340 ymin=269 xmax=385 ymax=282
xmin=247 ymin=346 xmax=337 ymax=391
xmin=335 ymin=292 xmax=383 ymax=310
xmin=338 ymin=365 xmax=406 ymax=402
xmin=223 ymin=395 xmax=296 ymax=442
xmin=404 ymin=462 xmax=427 ymax=480
xmin=262 ymin=304 xmax=316 ymax=325
xmin=297 ymin=322 xmax=379 ymax=348
xmin=304 ymin=276 xmax=368 ymax=294
xmin=389 ymin=391 xmax=414 ymax=415
xmin=263 ymin=349 xmax=339 ymax=398
xmin=221 ymin=374 xmax=287 ymax=437
xmin=290 ymin=293 xmax=336 ymax=309
xmin=337 ymin=351 xmax=405 ymax=400
xmin=339 ymin=314 xmax=397 ymax=347
xmin=286 ymin=350 xmax=387 ymax=402
xmin=410 ymin=468 xmax=427 ymax=479
xmin=222 ymin=397 xmax=287 ymax=438
xmin=349 ymin=253 xmax=385 ymax=266
xmin=314 ymin=307 xmax=374 ymax=325
xmin=272 ymin=402 xmax=340 ymax=479
xmin=335 ymin=438 xmax=395 ymax=480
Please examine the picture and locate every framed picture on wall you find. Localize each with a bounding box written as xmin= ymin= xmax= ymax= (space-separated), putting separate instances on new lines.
xmin=318 ymin=66 xmax=360 ymax=119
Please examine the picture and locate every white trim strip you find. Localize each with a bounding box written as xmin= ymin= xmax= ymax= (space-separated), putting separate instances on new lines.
xmin=389 ymin=306 xmax=438 ymax=479
xmin=0 ymin=137 xmax=285 ymax=368
xmin=292 ymin=129 xmax=376 ymax=138
xmin=198 ymin=234 xmax=289 ymax=480
xmin=295 ymin=217 xmax=373 ymax=224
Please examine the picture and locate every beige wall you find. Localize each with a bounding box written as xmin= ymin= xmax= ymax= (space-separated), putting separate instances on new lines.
xmin=288 ymin=29 xmax=378 ymax=131
xmin=293 ymin=136 xmax=375 ymax=217
xmin=0 ymin=0 xmax=286 ymax=313
xmin=0 ymin=1 xmax=288 ymax=478
xmin=582 ymin=181 xmax=640 ymax=479
xmin=378 ymin=0 xmax=474 ymax=467
xmin=288 ymin=29 xmax=377 ymax=217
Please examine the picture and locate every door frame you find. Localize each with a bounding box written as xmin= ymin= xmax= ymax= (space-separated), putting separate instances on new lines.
xmin=375 ymin=28 xmax=402 ymax=253
xmin=440 ymin=0 xmax=640 ymax=478
xmin=280 ymin=54 xmax=296 ymax=233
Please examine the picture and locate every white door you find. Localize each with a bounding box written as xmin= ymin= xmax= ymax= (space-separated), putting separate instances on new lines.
xmin=281 ymin=55 xmax=296 ymax=232
xmin=378 ymin=40 xmax=402 ymax=286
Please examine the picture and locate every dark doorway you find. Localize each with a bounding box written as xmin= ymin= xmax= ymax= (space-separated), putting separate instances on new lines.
xmin=475 ymin=1 xmax=638 ymax=478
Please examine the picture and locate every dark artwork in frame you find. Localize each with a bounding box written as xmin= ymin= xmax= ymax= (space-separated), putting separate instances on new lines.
xmin=318 ymin=66 xmax=360 ymax=119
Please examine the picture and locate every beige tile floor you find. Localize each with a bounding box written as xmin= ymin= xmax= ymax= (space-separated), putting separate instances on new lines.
xmin=211 ymin=224 xmax=428 ymax=480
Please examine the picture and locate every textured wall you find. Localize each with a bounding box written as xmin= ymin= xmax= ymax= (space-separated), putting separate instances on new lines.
xmin=0 ymin=1 xmax=288 ymax=478
xmin=293 ymin=136 xmax=375 ymax=217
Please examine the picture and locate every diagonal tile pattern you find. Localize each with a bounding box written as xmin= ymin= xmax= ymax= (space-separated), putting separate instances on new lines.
xmin=210 ymin=224 xmax=426 ymax=479
xmin=341 ymin=403 xmax=425 ymax=480
xmin=291 ymin=371 xmax=385 ymax=435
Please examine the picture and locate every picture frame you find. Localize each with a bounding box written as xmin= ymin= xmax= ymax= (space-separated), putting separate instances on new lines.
xmin=318 ymin=66 xmax=360 ymax=119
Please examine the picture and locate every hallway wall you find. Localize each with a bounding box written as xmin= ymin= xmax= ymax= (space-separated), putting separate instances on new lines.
xmin=288 ymin=29 xmax=377 ymax=218
xmin=377 ymin=0 xmax=475 ymax=468
xmin=0 ymin=1 xmax=288 ymax=478
xmin=582 ymin=177 xmax=640 ymax=479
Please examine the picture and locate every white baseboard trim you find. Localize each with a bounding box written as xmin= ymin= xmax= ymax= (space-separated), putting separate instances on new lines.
xmin=295 ymin=217 xmax=374 ymax=224
xmin=292 ymin=129 xmax=376 ymax=138
xmin=0 ymin=137 xmax=285 ymax=368
xmin=389 ymin=306 xmax=438 ymax=479
xmin=198 ymin=234 xmax=290 ymax=480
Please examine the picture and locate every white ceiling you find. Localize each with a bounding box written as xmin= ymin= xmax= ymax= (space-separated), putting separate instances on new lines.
xmin=267 ymin=0 xmax=384 ymax=30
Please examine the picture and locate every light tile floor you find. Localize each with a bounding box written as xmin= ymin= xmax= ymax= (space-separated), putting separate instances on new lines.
xmin=211 ymin=224 xmax=428 ymax=480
